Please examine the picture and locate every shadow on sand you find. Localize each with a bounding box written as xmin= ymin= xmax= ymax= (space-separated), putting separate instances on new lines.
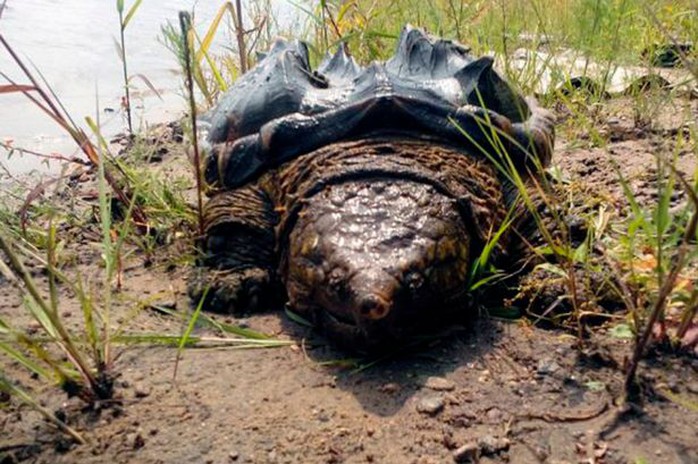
xmin=279 ymin=316 xmax=504 ymax=417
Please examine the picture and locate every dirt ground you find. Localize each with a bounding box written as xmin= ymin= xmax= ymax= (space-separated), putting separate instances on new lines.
xmin=1 ymin=95 xmax=697 ymax=464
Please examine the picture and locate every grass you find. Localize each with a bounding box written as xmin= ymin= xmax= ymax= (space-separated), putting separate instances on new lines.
xmin=0 ymin=0 xmax=697 ymax=448
xmin=0 ymin=3 xmax=286 ymax=444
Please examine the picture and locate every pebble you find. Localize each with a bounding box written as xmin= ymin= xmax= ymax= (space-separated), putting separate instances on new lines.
xmin=423 ymin=376 xmax=455 ymax=391
xmin=378 ymin=383 xmax=400 ymax=394
xmin=686 ymin=382 xmax=698 ymax=394
xmin=156 ymin=300 xmax=177 ymax=310
xmin=536 ymin=358 xmax=560 ymax=376
xmin=452 ymin=443 xmax=479 ymax=463
xmin=478 ymin=435 xmax=510 ymax=456
xmin=486 ymin=407 xmax=503 ymax=423
xmin=133 ymin=384 xmax=151 ymax=398
xmin=127 ymin=431 xmax=145 ymax=450
xmin=416 ymin=395 xmax=444 ymax=416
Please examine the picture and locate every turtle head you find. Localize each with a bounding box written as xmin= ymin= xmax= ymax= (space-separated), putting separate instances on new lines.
xmin=285 ymin=179 xmax=472 ymax=351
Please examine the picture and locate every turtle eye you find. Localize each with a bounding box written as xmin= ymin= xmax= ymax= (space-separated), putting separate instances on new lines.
xmin=328 ymin=267 xmax=348 ymax=296
xmin=404 ymin=271 xmax=424 ymax=292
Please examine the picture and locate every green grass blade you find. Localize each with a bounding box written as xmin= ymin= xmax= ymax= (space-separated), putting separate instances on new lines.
xmin=0 ymin=339 xmax=52 ymax=380
xmin=150 ymin=304 xmax=271 ymax=340
xmin=122 ymin=0 xmax=143 ymax=29
xmin=0 ymin=372 xmax=86 ymax=444
xmin=114 ymin=333 xmax=293 ymax=348
xmin=195 ymin=2 xmax=231 ymax=63
xmin=173 ymin=287 xmax=208 ymax=379
xmin=285 ymin=306 xmax=314 ymax=328
xmin=193 ymin=29 xmax=228 ymax=93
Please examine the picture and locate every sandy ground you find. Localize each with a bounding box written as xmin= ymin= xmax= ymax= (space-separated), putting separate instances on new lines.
xmin=1 ymin=95 xmax=697 ymax=464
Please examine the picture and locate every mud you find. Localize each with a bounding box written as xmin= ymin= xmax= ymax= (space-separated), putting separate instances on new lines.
xmin=1 ymin=95 xmax=697 ymax=464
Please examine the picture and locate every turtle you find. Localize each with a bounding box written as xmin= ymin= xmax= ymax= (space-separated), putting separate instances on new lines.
xmin=189 ymin=25 xmax=556 ymax=350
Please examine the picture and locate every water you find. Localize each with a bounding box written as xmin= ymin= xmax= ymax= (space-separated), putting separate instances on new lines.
xmin=0 ymin=0 xmax=299 ymax=172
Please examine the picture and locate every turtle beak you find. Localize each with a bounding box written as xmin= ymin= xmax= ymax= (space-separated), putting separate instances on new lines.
xmin=348 ymin=267 xmax=397 ymax=324
xmin=357 ymin=293 xmax=391 ymax=321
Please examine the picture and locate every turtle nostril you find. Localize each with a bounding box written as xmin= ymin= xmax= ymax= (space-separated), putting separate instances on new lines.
xmin=359 ymin=294 xmax=391 ymax=320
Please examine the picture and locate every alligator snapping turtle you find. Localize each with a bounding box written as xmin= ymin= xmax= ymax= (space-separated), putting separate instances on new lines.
xmin=190 ymin=26 xmax=555 ymax=350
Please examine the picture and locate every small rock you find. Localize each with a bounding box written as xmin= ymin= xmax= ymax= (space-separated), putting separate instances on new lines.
xmin=485 ymin=407 xmax=503 ymax=423
xmin=423 ymin=376 xmax=455 ymax=391
xmin=536 ymin=358 xmax=560 ymax=376
xmin=453 ymin=442 xmax=479 ymax=463
xmin=228 ymin=450 xmax=239 ymax=461
xmin=666 ymin=376 xmax=680 ymax=393
xmin=417 ymin=395 xmax=444 ymax=416
xmin=133 ymin=384 xmax=151 ymax=399
xmin=130 ymin=432 xmax=145 ymax=450
xmin=531 ymin=442 xmax=550 ymax=461
xmin=156 ymin=300 xmax=177 ymax=310
xmin=686 ymin=382 xmax=698 ymax=394
xmin=378 ymin=383 xmax=400 ymax=394
xmin=478 ymin=435 xmax=510 ymax=456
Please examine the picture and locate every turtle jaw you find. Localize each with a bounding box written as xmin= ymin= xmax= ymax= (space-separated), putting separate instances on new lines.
xmin=284 ymin=178 xmax=472 ymax=350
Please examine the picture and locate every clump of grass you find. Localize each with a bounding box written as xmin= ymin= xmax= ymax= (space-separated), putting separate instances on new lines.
xmin=0 ymin=124 xmax=133 ymax=412
xmin=609 ymin=145 xmax=698 ymax=398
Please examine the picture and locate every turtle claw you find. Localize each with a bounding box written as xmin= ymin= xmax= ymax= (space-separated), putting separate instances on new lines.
xmin=187 ymin=267 xmax=277 ymax=314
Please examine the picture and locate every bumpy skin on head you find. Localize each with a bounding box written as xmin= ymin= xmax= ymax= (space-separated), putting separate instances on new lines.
xmin=286 ymin=179 xmax=471 ymax=348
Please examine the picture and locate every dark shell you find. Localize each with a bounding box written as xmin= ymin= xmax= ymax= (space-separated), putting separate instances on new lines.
xmin=203 ymin=25 xmax=555 ymax=191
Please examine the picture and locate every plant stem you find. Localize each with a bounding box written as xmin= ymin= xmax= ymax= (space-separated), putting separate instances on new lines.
xmin=234 ymin=0 xmax=247 ymax=73
xmin=118 ymin=8 xmax=133 ymax=135
xmin=624 ymin=202 xmax=698 ymax=400
xmin=0 ymin=374 xmax=86 ymax=445
xmin=179 ymin=11 xmax=205 ymax=238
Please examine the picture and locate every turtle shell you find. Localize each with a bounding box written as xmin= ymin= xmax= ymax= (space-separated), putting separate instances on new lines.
xmin=202 ymin=25 xmax=555 ymax=191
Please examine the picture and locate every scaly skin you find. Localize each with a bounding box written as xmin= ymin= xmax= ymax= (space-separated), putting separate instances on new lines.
xmin=190 ymin=137 xmax=524 ymax=350
xmin=285 ymin=179 xmax=471 ymax=349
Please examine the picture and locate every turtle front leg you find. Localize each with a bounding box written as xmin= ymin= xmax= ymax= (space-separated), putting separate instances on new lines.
xmin=188 ymin=184 xmax=280 ymax=314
